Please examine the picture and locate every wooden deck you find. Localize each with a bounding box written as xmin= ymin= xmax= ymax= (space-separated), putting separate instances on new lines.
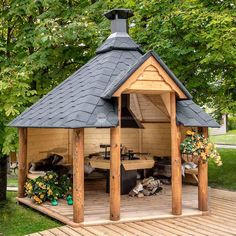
xmin=18 ymin=180 xmax=204 ymax=227
xmin=27 ymin=188 xmax=236 ymax=236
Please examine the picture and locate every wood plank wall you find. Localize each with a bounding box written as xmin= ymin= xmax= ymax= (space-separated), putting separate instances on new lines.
xmin=84 ymin=128 xmax=140 ymax=156
xmin=27 ymin=128 xmax=71 ymax=165
xmin=142 ymin=123 xmax=171 ymax=156
xmin=27 ymin=124 xmax=171 ymax=164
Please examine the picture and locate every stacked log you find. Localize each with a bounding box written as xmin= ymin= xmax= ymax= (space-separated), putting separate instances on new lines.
xmin=129 ymin=177 xmax=162 ymax=197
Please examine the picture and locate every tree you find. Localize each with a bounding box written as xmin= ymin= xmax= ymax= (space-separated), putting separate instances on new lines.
xmin=106 ymin=0 xmax=236 ymax=115
xmin=0 ymin=0 xmax=105 ymax=199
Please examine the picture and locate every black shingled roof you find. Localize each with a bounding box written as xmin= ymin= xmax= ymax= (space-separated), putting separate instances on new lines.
xmin=9 ymin=31 xmax=219 ymax=128
xmin=177 ymin=100 xmax=220 ymax=128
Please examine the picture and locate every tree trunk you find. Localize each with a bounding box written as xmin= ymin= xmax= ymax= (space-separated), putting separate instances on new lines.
xmin=0 ymin=156 xmax=7 ymax=201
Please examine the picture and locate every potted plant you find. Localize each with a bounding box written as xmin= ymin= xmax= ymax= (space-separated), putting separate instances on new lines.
xmin=180 ymin=130 xmax=222 ymax=166
xmin=25 ymin=171 xmax=72 ymax=205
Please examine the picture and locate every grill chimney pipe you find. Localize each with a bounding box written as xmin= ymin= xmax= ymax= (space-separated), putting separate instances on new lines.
xmin=104 ymin=9 xmax=133 ymax=33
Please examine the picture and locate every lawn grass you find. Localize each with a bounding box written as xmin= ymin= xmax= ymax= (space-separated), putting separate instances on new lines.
xmin=0 ymin=192 xmax=62 ymax=236
xmin=228 ymin=130 xmax=236 ymax=135
xmin=209 ymin=149 xmax=236 ymax=191
xmin=210 ymin=129 xmax=236 ymax=145
xmin=7 ymin=175 xmax=18 ymax=187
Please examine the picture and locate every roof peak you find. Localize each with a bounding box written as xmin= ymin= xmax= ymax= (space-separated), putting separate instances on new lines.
xmin=96 ymin=33 xmax=143 ymax=54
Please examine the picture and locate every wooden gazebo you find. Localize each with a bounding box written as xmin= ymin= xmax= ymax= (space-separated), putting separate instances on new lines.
xmin=10 ymin=9 xmax=219 ymax=226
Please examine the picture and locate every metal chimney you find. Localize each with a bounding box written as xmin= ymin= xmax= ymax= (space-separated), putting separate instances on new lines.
xmin=104 ymin=9 xmax=134 ymax=33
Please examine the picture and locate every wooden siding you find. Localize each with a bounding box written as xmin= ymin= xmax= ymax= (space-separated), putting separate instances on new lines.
xmin=27 ymin=128 xmax=70 ymax=165
xmin=27 ymin=123 xmax=171 ymax=164
xmin=84 ymin=128 xmax=140 ymax=156
xmin=142 ymin=123 xmax=171 ymax=156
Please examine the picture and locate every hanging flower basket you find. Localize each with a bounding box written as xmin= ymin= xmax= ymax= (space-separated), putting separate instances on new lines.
xmin=181 ymin=153 xmax=200 ymax=164
xmin=180 ymin=130 xmax=222 ymax=166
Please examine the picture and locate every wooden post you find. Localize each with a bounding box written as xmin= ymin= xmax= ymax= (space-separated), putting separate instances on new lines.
xmin=170 ymin=92 xmax=182 ymax=215
xmin=73 ymin=128 xmax=84 ymax=223
xmin=110 ymin=97 xmax=121 ymax=221
xmin=198 ymin=127 xmax=208 ymax=211
xmin=18 ymin=128 xmax=27 ymax=198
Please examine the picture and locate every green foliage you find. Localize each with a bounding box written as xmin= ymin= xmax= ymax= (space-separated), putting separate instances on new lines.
xmin=0 ymin=0 xmax=105 ymax=156
xmin=228 ymin=116 xmax=236 ymax=130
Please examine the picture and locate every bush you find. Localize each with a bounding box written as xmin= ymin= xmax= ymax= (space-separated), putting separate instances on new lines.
xmin=228 ymin=116 xmax=236 ymax=130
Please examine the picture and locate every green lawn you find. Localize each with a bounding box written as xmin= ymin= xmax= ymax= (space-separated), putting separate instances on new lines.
xmin=210 ymin=130 xmax=236 ymax=145
xmin=0 ymin=192 xmax=62 ymax=236
xmin=7 ymin=175 xmax=18 ymax=187
xmin=209 ymin=148 xmax=236 ymax=191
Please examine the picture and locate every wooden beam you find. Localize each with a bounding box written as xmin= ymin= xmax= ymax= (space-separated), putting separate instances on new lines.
xmin=198 ymin=127 xmax=208 ymax=211
xmin=132 ymin=94 xmax=143 ymax=153
xmin=160 ymin=93 xmax=171 ymax=116
xmin=18 ymin=128 xmax=27 ymax=198
xmin=110 ymin=97 xmax=121 ymax=221
xmin=132 ymin=94 xmax=143 ymax=121
xmin=170 ymin=92 xmax=182 ymax=215
xmin=73 ymin=128 xmax=84 ymax=223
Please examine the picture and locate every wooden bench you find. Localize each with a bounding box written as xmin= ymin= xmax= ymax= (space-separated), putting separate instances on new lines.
xmin=184 ymin=168 xmax=198 ymax=183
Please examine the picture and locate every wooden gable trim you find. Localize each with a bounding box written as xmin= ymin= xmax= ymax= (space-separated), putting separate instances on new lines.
xmin=113 ymin=56 xmax=187 ymax=99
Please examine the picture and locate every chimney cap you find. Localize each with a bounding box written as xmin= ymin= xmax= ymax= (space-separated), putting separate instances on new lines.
xmin=104 ymin=9 xmax=133 ymax=20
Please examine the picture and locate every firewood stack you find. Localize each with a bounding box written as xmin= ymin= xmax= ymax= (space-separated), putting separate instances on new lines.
xmin=129 ymin=177 xmax=163 ymax=198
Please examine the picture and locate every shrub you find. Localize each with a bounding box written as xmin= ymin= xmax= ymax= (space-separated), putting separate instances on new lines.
xmin=228 ymin=116 xmax=236 ymax=130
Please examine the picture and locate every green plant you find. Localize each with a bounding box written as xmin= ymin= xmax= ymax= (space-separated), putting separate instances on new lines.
xmin=25 ymin=171 xmax=72 ymax=204
xmin=180 ymin=130 xmax=222 ymax=166
xmin=228 ymin=116 xmax=236 ymax=130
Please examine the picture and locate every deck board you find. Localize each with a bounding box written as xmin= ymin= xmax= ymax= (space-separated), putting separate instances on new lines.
xmin=25 ymin=186 xmax=236 ymax=236
xmin=18 ymin=182 xmax=202 ymax=227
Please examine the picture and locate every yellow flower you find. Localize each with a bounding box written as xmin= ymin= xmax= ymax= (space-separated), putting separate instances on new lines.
xmin=49 ymin=175 xmax=53 ymax=179
xmin=48 ymin=189 xmax=53 ymax=196
xmin=186 ymin=130 xmax=194 ymax=136
xmin=207 ymin=143 xmax=212 ymax=148
xmin=201 ymin=152 xmax=207 ymax=160
xmin=40 ymin=194 xmax=45 ymax=199
xmin=33 ymin=195 xmax=42 ymax=204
